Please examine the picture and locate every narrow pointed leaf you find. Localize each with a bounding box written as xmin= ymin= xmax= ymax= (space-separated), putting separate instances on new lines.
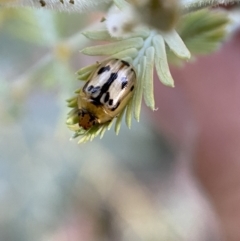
xmin=109 ymin=48 xmax=138 ymax=60
xmin=115 ymin=108 xmax=126 ymax=135
xmin=82 ymin=29 xmax=112 ymax=41
xmin=153 ymin=35 xmax=175 ymax=87
xmin=162 ymin=30 xmax=191 ymax=59
xmin=133 ymin=58 xmax=146 ymax=121
xmin=78 ymin=71 xmax=92 ymax=81
xmin=77 ymin=63 xmax=98 ymax=75
xmin=81 ymin=37 xmax=144 ymax=56
xmin=67 ymin=98 xmax=78 ymax=108
xmin=143 ymin=47 xmax=155 ymax=110
xmin=125 ymin=98 xmax=133 ymax=128
xmin=100 ymin=125 xmax=108 ymax=139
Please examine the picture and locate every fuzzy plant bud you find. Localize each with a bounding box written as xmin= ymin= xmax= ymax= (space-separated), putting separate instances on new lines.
xmin=106 ymin=5 xmax=142 ymax=37
xmin=128 ymin=0 xmax=180 ymax=31
xmin=106 ymin=0 xmax=180 ymax=38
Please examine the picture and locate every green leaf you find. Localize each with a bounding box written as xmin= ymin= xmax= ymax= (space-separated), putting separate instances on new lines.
xmin=77 ymin=63 xmax=98 ymax=75
xmin=143 ymin=47 xmax=155 ymax=110
xmin=133 ymin=58 xmax=146 ymax=121
xmin=162 ymin=30 xmax=191 ymax=59
xmin=178 ymin=9 xmax=229 ymax=55
xmin=125 ymin=98 xmax=133 ymax=129
xmin=67 ymin=97 xmax=78 ymax=108
xmin=77 ymin=71 xmax=92 ymax=81
xmin=115 ymin=107 xmax=126 ymax=135
xmin=82 ymin=29 xmax=112 ymax=41
xmin=108 ymin=48 xmax=139 ymax=60
xmin=82 ymin=28 xmax=150 ymax=41
xmin=153 ymin=35 xmax=175 ymax=87
xmin=81 ymin=37 xmax=144 ymax=56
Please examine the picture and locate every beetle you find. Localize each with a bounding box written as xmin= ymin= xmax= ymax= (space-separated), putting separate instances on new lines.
xmin=77 ymin=59 xmax=136 ymax=130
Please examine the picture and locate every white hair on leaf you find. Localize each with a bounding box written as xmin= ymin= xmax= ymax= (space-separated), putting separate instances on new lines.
xmin=181 ymin=0 xmax=240 ymax=8
xmin=0 ymin=0 xmax=112 ymax=12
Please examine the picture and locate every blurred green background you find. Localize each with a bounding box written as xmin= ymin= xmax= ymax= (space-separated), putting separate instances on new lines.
xmin=0 ymin=7 xmax=218 ymax=241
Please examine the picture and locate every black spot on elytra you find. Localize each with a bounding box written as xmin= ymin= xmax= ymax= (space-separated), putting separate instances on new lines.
xmin=69 ymin=0 xmax=74 ymax=3
xmin=109 ymin=99 xmax=113 ymax=106
xmin=101 ymin=72 xmax=118 ymax=92
xmin=111 ymin=101 xmax=120 ymax=111
xmin=121 ymin=79 xmax=128 ymax=89
xmin=97 ymin=65 xmax=110 ymax=75
xmin=87 ymin=85 xmax=100 ymax=94
xmin=90 ymin=72 xmax=118 ymax=105
xmin=104 ymin=92 xmax=110 ymax=103
xmin=130 ymin=85 xmax=134 ymax=91
xmin=59 ymin=0 xmax=64 ymax=3
xmin=121 ymin=60 xmax=130 ymax=67
xmin=87 ymin=85 xmax=93 ymax=91
xmin=39 ymin=0 xmax=46 ymax=6
xmin=90 ymin=100 xmax=101 ymax=106
xmin=130 ymin=68 xmax=134 ymax=72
